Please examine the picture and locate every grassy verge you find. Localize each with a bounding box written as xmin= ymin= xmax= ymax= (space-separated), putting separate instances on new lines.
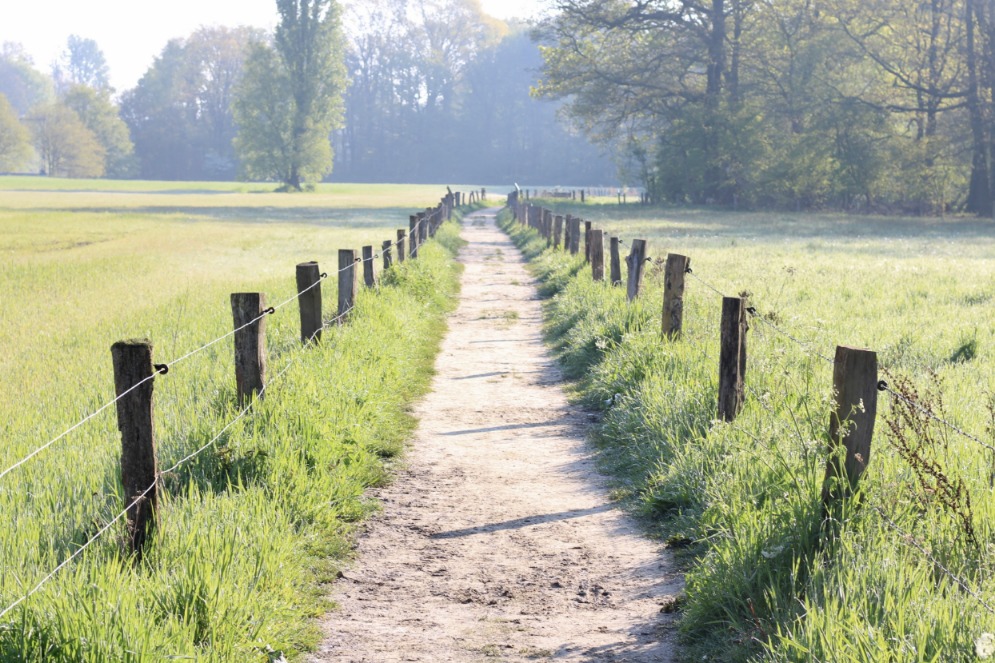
xmin=500 ymin=206 xmax=995 ymax=662
xmin=0 ymin=187 xmax=466 ymax=659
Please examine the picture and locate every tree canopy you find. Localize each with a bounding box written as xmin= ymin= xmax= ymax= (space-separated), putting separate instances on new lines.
xmin=0 ymin=93 xmax=31 ymax=172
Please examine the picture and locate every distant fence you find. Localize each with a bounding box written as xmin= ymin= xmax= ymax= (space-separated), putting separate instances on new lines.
xmin=0 ymin=188 xmax=482 ymax=621
xmin=515 ymin=186 xmax=652 ymax=205
xmin=504 ymin=189 xmax=994 ymax=566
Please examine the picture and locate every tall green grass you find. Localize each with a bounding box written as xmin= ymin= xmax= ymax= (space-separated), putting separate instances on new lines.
xmin=501 ymin=206 xmax=995 ymax=662
xmin=0 ymin=181 xmax=466 ymax=660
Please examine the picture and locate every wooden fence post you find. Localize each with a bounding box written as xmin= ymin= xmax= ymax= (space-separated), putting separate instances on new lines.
xmin=296 ymin=261 xmax=323 ymax=344
xmin=662 ymin=254 xmax=690 ymax=339
xmin=717 ymin=296 xmax=748 ymax=422
xmin=625 ymin=239 xmax=647 ymax=301
xmin=231 ymin=293 xmax=267 ymax=406
xmin=610 ymin=237 xmax=622 ymax=286
xmin=397 ymin=229 xmax=406 ymax=263
xmin=568 ymin=217 xmax=582 ymax=255
xmin=543 ymin=209 xmax=552 ymax=246
xmin=409 ymin=215 xmax=418 ymax=258
xmin=584 ymin=221 xmax=592 ymax=263
xmin=339 ymin=249 xmax=357 ymax=319
xmin=581 ymin=190 xmax=586 ymax=203
xmin=591 ymin=229 xmax=605 ymax=281
xmin=111 ymin=339 xmax=158 ymax=559
xmin=821 ymin=346 xmax=879 ymax=506
xmin=362 ymin=245 xmax=376 ymax=287
xmin=419 ymin=210 xmax=429 ymax=243
xmin=554 ymin=215 xmax=564 ymax=249
xmin=382 ymin=240 xmax=393 ymax=270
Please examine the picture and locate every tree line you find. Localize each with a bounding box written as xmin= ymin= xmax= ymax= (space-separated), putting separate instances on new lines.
xmin=536 ymin=0 xmax=995 ymax=215
xmin=0 ymin=0 xmax=614 ymax=189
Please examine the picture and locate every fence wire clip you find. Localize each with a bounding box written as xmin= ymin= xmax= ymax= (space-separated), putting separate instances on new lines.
xmin=320 ymin=272 xmax=328 ymax=279
xmin=747 ymin=307 xmax=758 ymax=316
xmin=154 ymin=364 xmax=169 ymax=376
xmin=263 ymin=307 xmax=276 ymax=316
xmin=877 ymin=380 xmax=889 ymax=392
xmin=685 ymin=266 xmax=693 ymax=274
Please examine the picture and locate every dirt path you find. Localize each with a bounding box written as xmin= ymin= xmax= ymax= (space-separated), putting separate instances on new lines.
xmin=310 ymin=209 xmax=683 ymax=662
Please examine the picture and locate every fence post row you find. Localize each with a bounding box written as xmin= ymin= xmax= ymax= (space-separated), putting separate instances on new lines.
xmin=717 ymin=296 xmax=748 ymax=422
xmin=296 ymin=261 xmax=323 ymax=344
xmin=624 ymin=239 xmax=647 ymax=301
xmin=231 ymin=293 xmax=268 ymax=407
xmin=662 ymin=253 xmax=690 ymax=339
xmin=111 ymin=339 xmax=158 ymax=560
xmin=822 ymin=346 xmax=879 ymax=507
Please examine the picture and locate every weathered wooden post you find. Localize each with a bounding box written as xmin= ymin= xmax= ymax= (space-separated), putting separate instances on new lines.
xmin=590 ymin=229 xmax=605 ymax=281
xmin=543 ymin=209 xmax=553 ymax=246
xmin=662 ymin=254 xmax=690 ymax=339
xmin=382 ymin=240 xmax=393 ymax=270
xmin=822 ymin=347 xmax=879 ymax=506
xmin=568 ymin=217 xmax=582 ymax=255
xmin=362 ymin=245 xmax=376 ymax=287
xmin=419 ymin=210 xmax=429 ymax=243
xmin=610 ymin=237 xmax=622 ymax=286
xmin=409 ymin=215 xmax=419 ymax=258
xmin=296 ymin=261 xmax=323 ymax=344
xmin=554 ymin=215 xmax=564 ymax=249
xmin=581 ymin=190 xmax=586 ymax=203
xmin=111 ymin=339 xmax=159 ymax=559
xmin=339 ymin=249 xmax=358 ymax=319
xmin=396 ymin=229 xmax=406 ymax=263
xmin=717 ymin=296 xmax=748 ymax=422
xmin=584 ymin=221 xmax=592 ymax=263
xmin=624 ymin=239 xmax=647 ymax=301
xmin=231 ymin=293 xmax=267 ymax=406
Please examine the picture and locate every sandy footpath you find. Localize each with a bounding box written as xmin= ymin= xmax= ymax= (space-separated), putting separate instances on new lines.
xmin=310 ymin=208 xmax=683 ymax=662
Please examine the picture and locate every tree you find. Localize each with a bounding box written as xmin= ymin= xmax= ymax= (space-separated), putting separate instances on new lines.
xmin=121 ymin=27 xmax=261 ymax=180
xmin=0 ymin=93 xmax=31 ymax=172
xmin=234 ymin=0 xmax=347 ymax=190
xmin=27 ymin=103 xmax=105 ymax=177
xmin=62 ymin=84 xmax=135 ymax=178
xmin=0 ymin=43 xmax=54 ymax=115
xmin=53 ymin=35 xmax=110 ymax=93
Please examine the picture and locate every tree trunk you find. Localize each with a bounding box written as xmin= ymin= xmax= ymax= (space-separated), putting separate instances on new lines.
xmin=966 ymin=0 xmax=993 ymax=215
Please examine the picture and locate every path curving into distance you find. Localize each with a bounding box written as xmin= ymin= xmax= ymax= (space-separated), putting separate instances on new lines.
xmin=310 ymin=208 xmax=682 ymax=662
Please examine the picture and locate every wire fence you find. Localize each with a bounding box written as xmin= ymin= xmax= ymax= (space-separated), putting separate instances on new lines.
xmin=0 ymin=191 xmax=471 ymax=623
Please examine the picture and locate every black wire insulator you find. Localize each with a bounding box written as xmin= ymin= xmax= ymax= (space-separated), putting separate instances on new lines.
xmin=154 ymin=364 xmax=170 ymax=375
xmin=877 ymin=380 xmax=889 ymax=392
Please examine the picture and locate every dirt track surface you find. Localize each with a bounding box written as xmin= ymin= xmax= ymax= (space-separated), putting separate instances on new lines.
xmin=310 ymin=209 xmax=682 ymax=662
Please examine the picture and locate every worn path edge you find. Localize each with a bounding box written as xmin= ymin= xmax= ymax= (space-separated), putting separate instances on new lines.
xmin=310 ymin=208 xmax=683 ymax=662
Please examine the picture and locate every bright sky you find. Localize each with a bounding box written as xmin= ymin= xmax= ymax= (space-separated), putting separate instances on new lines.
xmin=2 ymin=0 xmax=544 ymax=93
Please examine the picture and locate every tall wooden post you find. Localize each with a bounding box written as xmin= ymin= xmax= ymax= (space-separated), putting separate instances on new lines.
xmin=553 ymin=215 xmax=564 ymax=249
xmin=590 ymin=229 xmax=605 ymax=281
xmin=362 ymin=245 xmax=376 ymax=287
xmin=717 ymin=297 xmax=748 ymax=422
xmin=111 ymin=340 xmax=158 ymax=559
xmin=581 ymin=190 xmax=586 ymax=203
xmin=584 ymin=221 xmax=592 ymax=263
xmin=662 ymin=254 xmax=690 ymax=339
xmin=625 ymin=239 xmax=647 ymax=301
xmin=382 ymin=240 xmax=393 ymax=270
xmin=568 ymin=217 xmax=581 ymax=255
xmin=397 ymin=229 xmax=406 ymax=263
xmin=409 ymin=215 xmax=419 ymax=258
xmin=543 ymin=209 xmax=553 ymax=246
xmin=563 ymin=215 xmax=572 ymax=249
xmin=822 ymin=347 xmax=879 ymax=505
xmin=296 ymin=261 xmax=323 ymax=344
xmin=419 ymin=211 xmax=429 ymax=242
xmin=610 ymin=237 xmax=622 ymax=286
xmin=231 ymin=293 xmax=267 ymax=406
xmin=339 ymin=249 xmax=358 ymax=319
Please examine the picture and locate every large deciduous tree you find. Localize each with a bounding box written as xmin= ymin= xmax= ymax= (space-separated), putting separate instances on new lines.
xmin=26 ymin=103 xmax=105 ymax=178
xmin=0 ymin=43 xmax=54 ymax=115
xmin=53 ymin=35 xmax=110 ymax=93
xmin=234 ymin=0 xmax=346 ymax=190
xmin=0 ymin=93 xmax=31 ymax=172
xmin=62 ymin=84 xmax=135 ymax=178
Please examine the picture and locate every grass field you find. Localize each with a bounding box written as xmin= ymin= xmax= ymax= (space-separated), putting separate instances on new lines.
xmin=0 ymin=176 xmax=465 ymax=660
xmin=502 ymin=202 xmax=995 ymax=662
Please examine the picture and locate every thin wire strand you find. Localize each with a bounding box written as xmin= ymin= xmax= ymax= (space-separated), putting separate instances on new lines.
xmin=749 ymin=312 xmax=836 ymax=365
xmin=881 ymin=385 xmax=995 ymax=454
xmin=0 ymin=328 xmax=312 ymax=622
xmin=686 ymin=269 xmax=728 ymax=300
xmin=875 ymin=507 xmax=995 ymax=615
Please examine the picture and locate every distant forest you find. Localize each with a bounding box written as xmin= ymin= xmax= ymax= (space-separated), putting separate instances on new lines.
xmin=0 ymin=0 xmax=616 ymax=187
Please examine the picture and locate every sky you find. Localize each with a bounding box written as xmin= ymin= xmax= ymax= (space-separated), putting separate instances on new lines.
xmin=2 ymin=0 xmax=544 ymax=93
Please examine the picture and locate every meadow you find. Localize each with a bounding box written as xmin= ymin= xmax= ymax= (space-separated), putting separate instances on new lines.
xmin=501 ymin=202 xmax=995 ymax=661
xmin=0 ymin=177 xmax=465 ymax=660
